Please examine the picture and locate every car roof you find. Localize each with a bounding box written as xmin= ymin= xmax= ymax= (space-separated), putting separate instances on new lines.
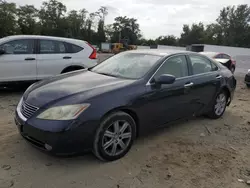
xmin=0 ymin=35 xmax=86 ymax=43
xmin=125 ymin=49 xmax=198 ymax=57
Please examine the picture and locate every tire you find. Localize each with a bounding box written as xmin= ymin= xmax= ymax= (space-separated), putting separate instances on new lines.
xmin=246 ymin=84 xmax=250 ymax=88
xmin=93 ymin=111 xmax=136 ymax=162
xmin=207 ymin=90 xmax=228 ymax=119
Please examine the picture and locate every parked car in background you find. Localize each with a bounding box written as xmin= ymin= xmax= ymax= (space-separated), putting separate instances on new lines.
xmin=199 ymin=51 xmax=236 ymax=73
xmin=15 ymin=50 xmax=236 ymax=161
xmin=0 ymin=35 xmax=97 ymax=84
xmin=245 ymin=69 xmax=250 ymax=87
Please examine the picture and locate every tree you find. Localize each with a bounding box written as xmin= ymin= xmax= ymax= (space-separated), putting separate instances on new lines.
xmin=111 ymin=16 xmax=141 ymax=44
xmin=97 ymin=6 xmax=108 ymax=23
xmin=39 ymin=0 xmax=67 ymax=36
xmin=216 ymin=4 xmax=250 ymax=47
xmin=104 ymin=24 xmax=114 ymax=41
xmin=84 ymin=12 xmax=99 ymax=43
xmin=156 ymin=35 xmax=177 ymax=45
xmin=17 ymin=5 xmax=39 ymax=34
xmin=203 ymin=23 xmax=223 ymax=45
xmin=66 ymin=9 xmax=88 ymax=39
xmin=179 ymin=23 xmax=205 ymax=46
xmin=96 ymin=6 xmax=108 ymax=43
xmin=0 ymin=0 xmax=18 ymax=37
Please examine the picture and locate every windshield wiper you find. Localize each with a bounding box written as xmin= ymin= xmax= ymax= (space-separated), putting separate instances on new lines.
xmin=96 ymin=72 xmax=117 ymax=77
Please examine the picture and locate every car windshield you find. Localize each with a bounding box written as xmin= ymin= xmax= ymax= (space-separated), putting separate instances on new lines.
xmin=91 ymin=52 xmax=162 ymax=79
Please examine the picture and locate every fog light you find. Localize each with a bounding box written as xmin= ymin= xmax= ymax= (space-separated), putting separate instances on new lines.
xmin=45 ymin=144 xmax=52 ymax=151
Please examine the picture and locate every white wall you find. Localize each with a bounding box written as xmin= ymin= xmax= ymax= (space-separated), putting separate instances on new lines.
xmin=137 ymin=45 xmax=185 ymax=51
xmin=137 ymin=45 xmax=150 ymax=49
xmin=204 ymin=45 xmax=250 ymax=57
xmin=157 ymin=45 xmax=186 ymax=51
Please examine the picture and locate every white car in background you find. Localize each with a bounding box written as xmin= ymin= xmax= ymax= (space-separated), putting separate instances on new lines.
xmin=0 ymin=35 xmax=97 ymax=84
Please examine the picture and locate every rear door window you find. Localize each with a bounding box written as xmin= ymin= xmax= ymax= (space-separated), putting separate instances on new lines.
xmin=189 ymin=55 xmax=215 ymax=75
xmin=39 ymin=40 xmax=67 ymax=54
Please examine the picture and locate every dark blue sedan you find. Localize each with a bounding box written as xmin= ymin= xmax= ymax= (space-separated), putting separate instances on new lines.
xmin=15 ymin=50 xmax=237 ymax=161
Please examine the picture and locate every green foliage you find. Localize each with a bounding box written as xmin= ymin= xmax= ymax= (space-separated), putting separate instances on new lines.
xmin=17 ymin=5 xmax=39 ymax=34
xmin=0 ymin=0 xmax=18 ymax=37
xmin=110 ymin=16 xmax=141 ymax=44
xmin=0 ymin=1 xmax=249 ymax=47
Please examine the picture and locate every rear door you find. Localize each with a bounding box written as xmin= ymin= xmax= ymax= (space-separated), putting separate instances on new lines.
xmin=0 ymin=39 xmax=37 ymax=82
xmin=36 ymin=39 xmax=73 ymax=79
xmin=186 ymin=54 xmax=222 ymax=113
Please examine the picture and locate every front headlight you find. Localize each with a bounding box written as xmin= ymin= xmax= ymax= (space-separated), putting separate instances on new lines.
xmin=37 ymin=104 xmax=90 ymax=120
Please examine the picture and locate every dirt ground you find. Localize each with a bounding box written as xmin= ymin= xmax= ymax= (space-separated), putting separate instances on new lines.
xmin=0 ymin=76 xmax=250 ymax=188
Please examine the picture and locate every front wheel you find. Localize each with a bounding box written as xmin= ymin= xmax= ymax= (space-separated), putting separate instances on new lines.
xmin=207 ymin=90 xmax=228 ymax=119
xmin=93 ymin=112 xmax=136 ymax=161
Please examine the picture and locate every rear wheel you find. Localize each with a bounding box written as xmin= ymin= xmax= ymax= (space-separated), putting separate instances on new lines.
xmin=93 ymin=112 xmax=136 ymax=161
xmin=207 ymin=90 xmax=228 ymax=119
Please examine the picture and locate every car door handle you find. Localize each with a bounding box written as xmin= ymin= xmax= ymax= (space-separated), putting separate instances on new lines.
xmin=25 ymin=57 xmax=36 ymax=61
xmin=184 ymin=82 xmax=194 ymax=88
xmin=63 ymin=56 xmax=72 ymax=59
xmin=216 ymin=75 xmax=222 ymax=79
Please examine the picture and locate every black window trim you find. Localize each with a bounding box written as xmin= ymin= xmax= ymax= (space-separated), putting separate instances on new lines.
xmin=146 ymin=53 xmax=191 ymax=86
xmin=146 ymin=53 xmax=222 ymax=86
xmin=0 ymin=38 xmax=36 ymax=55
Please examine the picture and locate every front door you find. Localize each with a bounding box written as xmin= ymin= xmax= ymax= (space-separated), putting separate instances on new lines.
xmin=142 ymin=55 xmax=196 ymax=127
xmin=0 ymin=39 xmax=37 ymax=82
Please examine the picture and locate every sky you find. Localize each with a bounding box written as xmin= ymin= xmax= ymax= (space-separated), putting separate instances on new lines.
xmin=12 ymin=0 xmax=250 ymax=39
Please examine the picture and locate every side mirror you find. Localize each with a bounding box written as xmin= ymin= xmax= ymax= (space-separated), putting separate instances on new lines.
xmin=154 ymin=74 xmax=176 ymax=85
xmin=0 ymin=49 xmax=5 ymax=55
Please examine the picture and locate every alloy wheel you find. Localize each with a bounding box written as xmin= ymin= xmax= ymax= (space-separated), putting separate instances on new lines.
xmin=214 ymin=93 xmax=227 ymax=116
xmin=102 ymin=120 xmax=132 ymax=156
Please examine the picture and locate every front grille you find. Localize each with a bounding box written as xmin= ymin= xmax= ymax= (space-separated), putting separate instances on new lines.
xmin=20 ymin=101 xmax=39 ymax=119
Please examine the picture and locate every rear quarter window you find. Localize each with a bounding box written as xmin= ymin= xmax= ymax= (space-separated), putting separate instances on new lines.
xmin=65 ymin=42 xmax=84 ymax=53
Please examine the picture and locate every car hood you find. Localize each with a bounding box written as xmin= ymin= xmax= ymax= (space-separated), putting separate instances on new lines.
xmin=23 ymin=70 xmax=132 ymax=107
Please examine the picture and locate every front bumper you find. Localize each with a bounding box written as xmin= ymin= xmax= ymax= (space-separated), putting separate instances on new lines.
xmin=14 ymin=110 xmax=98 ymax=155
